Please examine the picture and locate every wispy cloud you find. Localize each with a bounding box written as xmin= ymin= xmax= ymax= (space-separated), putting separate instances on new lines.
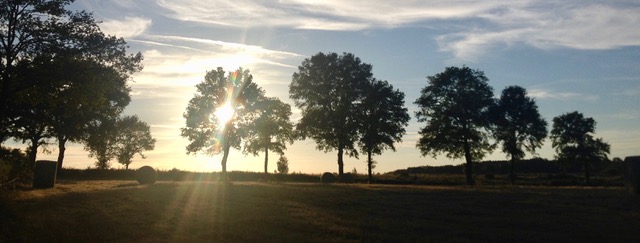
xmin=99 ymin=17 xmax=152 ymax=38
xmin=154 ymin=0 xmax=640 ymax=60
xmin=438 ymin=3 xmax=640 ymax=60
xmin=528 ymin=88 xmax=599 ymax=102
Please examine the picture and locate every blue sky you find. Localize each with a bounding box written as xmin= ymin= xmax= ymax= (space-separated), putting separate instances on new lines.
xmin=33 ymin=0 xmax=640 ymax=173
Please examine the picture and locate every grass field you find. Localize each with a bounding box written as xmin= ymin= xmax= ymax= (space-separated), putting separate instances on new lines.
xmin=3 ymin=180 xmax=640 ymax=242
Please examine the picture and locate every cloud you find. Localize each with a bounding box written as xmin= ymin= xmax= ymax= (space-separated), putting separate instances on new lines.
xmin=438 ymin=3 xmax=640 ymax=60
xmin=128 ymin=34 xmax=302 ymax=87
xmin=154 ymin=0 xmax=638 ymax=59
xmin=528 ymin=88 xmax=599 ymax=101
xmin=99 ymin=17 xmax=152 ymax=38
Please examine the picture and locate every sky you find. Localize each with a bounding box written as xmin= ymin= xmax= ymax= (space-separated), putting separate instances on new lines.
xmin=27 ymin=0 xmax=640 ymax=174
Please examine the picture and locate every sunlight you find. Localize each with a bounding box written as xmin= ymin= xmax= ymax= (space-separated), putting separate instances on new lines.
xmin=214 ymin=102 xmax=234 ymax=127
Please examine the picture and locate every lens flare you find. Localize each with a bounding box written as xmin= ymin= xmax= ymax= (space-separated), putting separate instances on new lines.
xmin=214 ymin=102 xmax=234 ymax=127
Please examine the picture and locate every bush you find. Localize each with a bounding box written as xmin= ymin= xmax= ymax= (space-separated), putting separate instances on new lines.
xmin=320 ymin=172 xmax=335 ymax=184
xmin=338 ymin=173 xmax=354 ymax=183
xmin=136 ymin=166 xmax=157 ymax=185
xmin=0 ymin=147 xmax=31 ymax=191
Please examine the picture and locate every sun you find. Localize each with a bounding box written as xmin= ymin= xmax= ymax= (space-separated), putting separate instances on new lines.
xmin=214 ymin=102 xmax=234 ymax=127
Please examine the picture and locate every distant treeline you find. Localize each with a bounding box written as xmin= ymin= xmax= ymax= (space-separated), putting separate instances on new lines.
xmin=391 ymin=158 xmax=624 ymax=176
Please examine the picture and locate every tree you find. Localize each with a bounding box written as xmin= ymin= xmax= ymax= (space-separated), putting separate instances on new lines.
xmin=1 ymin=0 xmax=70 ymax=130
xmin=490 ymin=86 xmax=547 ymax=185
xmin=0 ymin=0 xmax=142 ymax=172
xmin=242 ymin=97 xmax=294 ymax=174
xmin=182 ymin=67 xmax=264 ymax=176
xmin=358 ymin=79 xmax=410 ymax=183
xmin=290 ymin=52 xmax=372 ymax=175
xmin=5 ymin=81 xmax=53 ymax=163
xmin=84 ymin=117 xmax=118 ymax=169
xmin=276 ymin=156 xmax=289 ymax=174
xmin=551 ymin=111 xmax=610 ymax=184
xmin=114 ymin=116 xmax=156 ymax=170
xmin=414 ymin=66 xmax=495 ymax=185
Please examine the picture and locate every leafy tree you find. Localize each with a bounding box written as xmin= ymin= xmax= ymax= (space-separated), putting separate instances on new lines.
xmin=358 ymin=79 xmax=410 ymax=183
xmin=490 ymin=86 xmax=547 ymax=185
xmin=276 ymin=156 xmax=289 ymax=174
xmin=182 ymin=67 xmax=264 ymax=175
xmin=84 ymin=117 xmax=118 ymax=169
xmin=5 ymin=82 xmax=53 ymax=163
xmin=414 ymin=66 xmax=495 ymax=185
xmin=1 ymin=0 xmax=70 ymax=129
xmin=114 ymin=116 xmax=156 ymax=170
xmin=551 ymin=111 xmax=610 ymax=184
xmin=242 ymin=97 xmax=294 ymax=174
xmin=0 ymin=0 xmax=142 ymax=172
xmin=290 ymin=52 xmax=372 ymax=175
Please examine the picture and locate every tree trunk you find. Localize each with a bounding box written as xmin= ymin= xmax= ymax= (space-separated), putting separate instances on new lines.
xmin=584 ymin=160 xmax=591 ymax=185
xmin=463 ymin=141 xmax=475 ymax=185
xmin=510 ymin=157 xmax=516 ymax=186
xmin=28 ymin=144 xmax=38 ymax=164
xmin=337 ymin=147 xmax=344 ymax=175
xmin=367 ymin=151 xmax=373 ymax=184
xmin=221 ymin=145 xmax=229 ymax=173
xmin=56 ymin=136 xmax=67 ymax=176
xmin=264 ymin=139 xmax=269 ymax=174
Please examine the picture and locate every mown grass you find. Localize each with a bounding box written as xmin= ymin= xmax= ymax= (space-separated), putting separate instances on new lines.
xmin=3 ymin=181 xmax=640 ymax=242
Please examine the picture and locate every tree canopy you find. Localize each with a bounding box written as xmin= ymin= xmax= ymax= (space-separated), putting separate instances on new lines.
xmin=359 ymin=79 xmax=410 ymax=183
xmin=182 ymin=67 xmax=264 ymax=174
xmin=415 ymin=66 xmax=495 ymax=185
xmin=242 ymin=97 xmax=294 ymax=174
xmin=490 ymin=86 xmax=547 ymax=184
xmin=114 ymin=115 xmax=156 ymax=170
xmin=551 ymin=111 xmax=610 ymax=184
xmin=1 ymin=0 xmax=142 ymax=171
xmin=290 ymin=52 xmax=373 ymax=175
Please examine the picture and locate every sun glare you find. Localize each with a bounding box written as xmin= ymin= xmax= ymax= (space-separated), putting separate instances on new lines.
xmin=214 ymin=103 xmax=234 ymax=126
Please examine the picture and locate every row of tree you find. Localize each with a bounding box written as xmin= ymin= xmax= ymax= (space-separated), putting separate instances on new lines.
xmin=184 ymin=54 xmax=610 ymax=185
xmin=182 ymin=53 xmax=410 ymax=183
xmin=0 ymin=0 xmax=154 ymax=172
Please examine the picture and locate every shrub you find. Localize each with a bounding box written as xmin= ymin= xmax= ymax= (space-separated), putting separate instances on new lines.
xmin=338 ymin=173 xmax=354 ymax=183
xmin=277 ymin=156 xmax=289 ymax=174
xmin=320 ymin=172 xmax=335 ymax=184
xmin=0 ymin=147 xmax=31 ymax=190
xmin=136 ymin=166 xmax=157 ymax=185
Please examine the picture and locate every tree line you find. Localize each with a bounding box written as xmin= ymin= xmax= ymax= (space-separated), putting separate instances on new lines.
xmin=0 ymin=0 xmax=155 ymax=180
xmin=183 ymin=54 xmax=610 ymax=185
xmin=1 ymin=1 xmax=610 ymax=186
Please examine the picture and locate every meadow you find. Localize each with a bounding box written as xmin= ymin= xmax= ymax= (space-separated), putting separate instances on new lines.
xmin=3 ymin=179 xmax=640 ymax=242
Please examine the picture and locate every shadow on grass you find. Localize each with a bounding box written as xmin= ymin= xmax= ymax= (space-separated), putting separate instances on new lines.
xmin=5 ymin=182 xmax=640 ymax=242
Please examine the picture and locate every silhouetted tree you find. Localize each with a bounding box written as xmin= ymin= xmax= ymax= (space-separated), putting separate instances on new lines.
xmin=358 ymin=79 xmax=410 ymax=183
xmin=290 ymin=52 xmax=372 ymax=175
xmin=242 ymin=97 xmax=294 ymax=174
xmin=490 ymin=86 xmax=547 ymax=185
xmin=182 ymin=67 xmax=264 ymax=176
xmin=551 ymin=111 xmax=610 ymax=184
xmin=84 ymin=117 xmax=118 ymax=169
xmin=5 ymin=82 xmax=53 ymax=163
xmin=1 ymin=1 xmax=142 ymax=172
xmin=415 ymin=66 xmax=495 ymax=185
xmin=276 ymin=156 xmax=289 ymax=174
xmin=0 ymin=0 xmax=141 ymax=138
xmin=114 ymin=116 xmax=156 ymax=170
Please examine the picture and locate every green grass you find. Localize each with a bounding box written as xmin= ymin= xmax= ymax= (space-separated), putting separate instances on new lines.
xmin=3 ymin=181 xmax=640 ymax=242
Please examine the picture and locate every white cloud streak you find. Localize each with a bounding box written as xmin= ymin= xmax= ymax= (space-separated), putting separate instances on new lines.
xmin=528 ymin=89 xmax=599 ymax=102
xmin=154 ymin=0 xmax=640 ymax=60
xmin=99 ymin=17 xmax=152 ymax=38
